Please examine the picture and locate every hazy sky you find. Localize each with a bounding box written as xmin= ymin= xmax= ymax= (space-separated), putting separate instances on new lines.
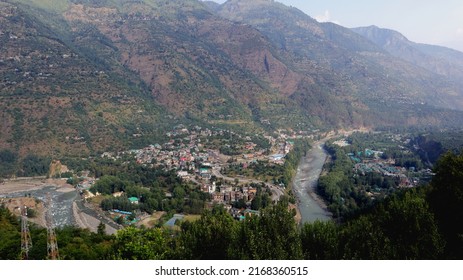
xmin=209 ymin=0 xmax=463 ymax=52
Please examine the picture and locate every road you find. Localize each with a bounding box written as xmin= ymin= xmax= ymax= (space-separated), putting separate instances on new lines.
xmin=74 ymin=199 xmax=121 ymax=234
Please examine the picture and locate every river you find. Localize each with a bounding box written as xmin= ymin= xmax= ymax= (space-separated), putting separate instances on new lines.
xmin=0 ymin=185 xmax=79 ymax=227
xmin=0 ymin=182 xmax=118 ymax=232
xmin=293 ymin=141 xmax=332 ymax=223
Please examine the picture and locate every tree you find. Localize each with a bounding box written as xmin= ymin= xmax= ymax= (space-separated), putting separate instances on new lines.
xmin=250 ymin=194 xmax=262 ymax=210
xmin=178 ymin=206 xmax=237 ymax=259
xmin=17 ymin=154 xmax=50 ymax=177
xmin=97 ymin=222 xmax=106 ymax=236
xmin=230 ymin=201 xmax=303 ymax=259
xmin=340 ymin=215 xmax=391 ymax=259
xmin=377 ymin=192 xmax=444 ymax=259
xmin=301 ymin=220 xmax=339 ymax=259
xmin=172 ymin=186 xmax=186 ymax=199
xmin=428 ymin=152 xmax=463 ymax=258
xmin=112 ymin=227 xmax=169 ymax=260
xmin=0 ymin=205 xmax=21 ymax=259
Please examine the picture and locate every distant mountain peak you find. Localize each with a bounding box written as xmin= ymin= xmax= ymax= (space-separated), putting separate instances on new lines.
xmin=352 ymin=25 xmax=410 ymax=46
xmin=352 ymin=25 xmax=463 ymax=78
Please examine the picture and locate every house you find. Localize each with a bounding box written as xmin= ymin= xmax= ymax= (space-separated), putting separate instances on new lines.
xmin=128 ymin=197 xmax=139 ymax=204
xmin=177 ymin=171 xmax=189 ymax=178
xmin=201 ymin=183 xmax=216 ymax=194
xmin=212 ymin=192 xmax=224 ymax=203
xmin=270 ymin=154 xmax=285 ymax=161
xmin=247 ymin=188 xmax=257 ymax=200
xmin=243 ymin=209 xmax=260 ymax=218
xmin=235 ymin=192 xmax=244 ymax=201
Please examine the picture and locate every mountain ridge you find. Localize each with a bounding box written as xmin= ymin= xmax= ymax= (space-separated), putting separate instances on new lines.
xmin=352 ymin=25 xmax=463 ymax=79
xmin=2 ymin=0 xmax=463 ymax=157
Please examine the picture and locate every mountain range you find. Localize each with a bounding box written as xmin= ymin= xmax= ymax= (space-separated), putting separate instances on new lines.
xmin=2 ymin=0 xmax=463 ymax=156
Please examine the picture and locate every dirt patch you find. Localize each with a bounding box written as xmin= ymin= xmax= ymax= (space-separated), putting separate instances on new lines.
xmin=136 ymin=211 xmax=166 ymax=228
xmin=0 ymin=196 xmax=47 ymax=228
xmin=0 ymin=178 xmax=73 ymax=195
xmin=289 ymin=203 xmax=302 ymax=224
xmin=0 ymin=178 xmax=45 ymax=195
xmin=183 ymin=215 xmax=201 ymax=223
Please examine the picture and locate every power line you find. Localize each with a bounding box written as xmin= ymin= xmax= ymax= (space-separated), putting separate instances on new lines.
xmin=20 ymin=205 xmax=32 ymax=260
xmin=46 ymin=193 xmax=59 ymax=260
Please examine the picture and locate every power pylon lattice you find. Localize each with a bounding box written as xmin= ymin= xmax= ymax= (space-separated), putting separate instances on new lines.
xmin=20 ymin=205 xmax=32 ymax=260
xmin=46 ymin=193 xmax=60 ymax=260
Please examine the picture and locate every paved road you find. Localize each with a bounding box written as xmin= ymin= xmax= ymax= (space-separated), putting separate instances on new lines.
xmin=75 ymin=198 xmax=121 ymax=232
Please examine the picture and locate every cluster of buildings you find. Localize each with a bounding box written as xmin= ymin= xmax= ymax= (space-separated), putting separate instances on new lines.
xmin=101 ymin=125 xmax=220 ymax=171
xmin=200 ymin=182 xmax=259 ymax=205
xmin=101 ymin=125 xmax=278 ymax=176
xmin=92 ymin=125 xmax=314 ymax=219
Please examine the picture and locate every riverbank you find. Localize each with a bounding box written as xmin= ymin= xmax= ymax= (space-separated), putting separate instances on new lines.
xmin=0 ymin=177 xmax=54 ymax=195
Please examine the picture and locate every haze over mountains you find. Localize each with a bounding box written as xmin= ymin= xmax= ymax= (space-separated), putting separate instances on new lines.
xmin=352 ymin=25 xmax=463 ymax=80
xmin=2 ymin=0 xmax=463 ymax=156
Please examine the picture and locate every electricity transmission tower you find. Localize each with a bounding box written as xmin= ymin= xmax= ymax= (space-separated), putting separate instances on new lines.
xmin=20 ymin=205 xmax=32 ymax=260
xmin=46 ymin=193 xmax=59 ymax=260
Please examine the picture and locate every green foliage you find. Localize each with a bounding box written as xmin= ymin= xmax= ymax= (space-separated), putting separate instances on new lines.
xmin=100 ymin=196 xmax=133 ymax=212
xmin=56 ymin=226 xmax=113 ymax=260
xmin=377 ymin=191 xmax=444 ymax=259
xmin=301 ymin=221 xmax=340 ymax=259
xmin=428 ymin=152 xmax=463 ymax=258
xmin=341 ymin=190 xmax=444 ymax=259
xmin=17 ymin=154 xmax=51 ymax=177
xmin=250 ymin=183 xmax=272 ymax=211
xmin=231 ymin=201 xmax=303 ymax=260
xmin=413 ymin=131 xmax=463 ymax=164
xmin=340 ymin=215 xmax=392 ymax=259
xmin=26 ymin=207 xmax=37 ymax=218
xmin=223 ymin=161 xmax=286 ymax=184
xmin=91 ymin=175 xmax=129 ymax=195
xmin=85 ymin=160 xmax=209 ymax=214
xmin=97 ymin=222 xmax=106 ymax=236
xmin=0 ymin=149 xmax=17 ymax=178
xmin=112 ymin=227 xmax=169 ymax=260
xmin=318 ymin=144 xmax=362 ymax=218
xmin=0 ymin=205 xmax=21 ymax=260
xmin=178 ymin=206 xmax=237 ymax=260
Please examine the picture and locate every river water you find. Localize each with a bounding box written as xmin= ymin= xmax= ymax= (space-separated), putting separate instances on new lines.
xmin=293 ymin=142 xmax=332 ymax=223
xmin=0 ymin=185 xmax=79 ymax=227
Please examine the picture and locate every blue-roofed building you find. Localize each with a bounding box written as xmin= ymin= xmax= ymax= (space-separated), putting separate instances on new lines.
xmin=164 ymin=214 xmax=185 ymax=227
